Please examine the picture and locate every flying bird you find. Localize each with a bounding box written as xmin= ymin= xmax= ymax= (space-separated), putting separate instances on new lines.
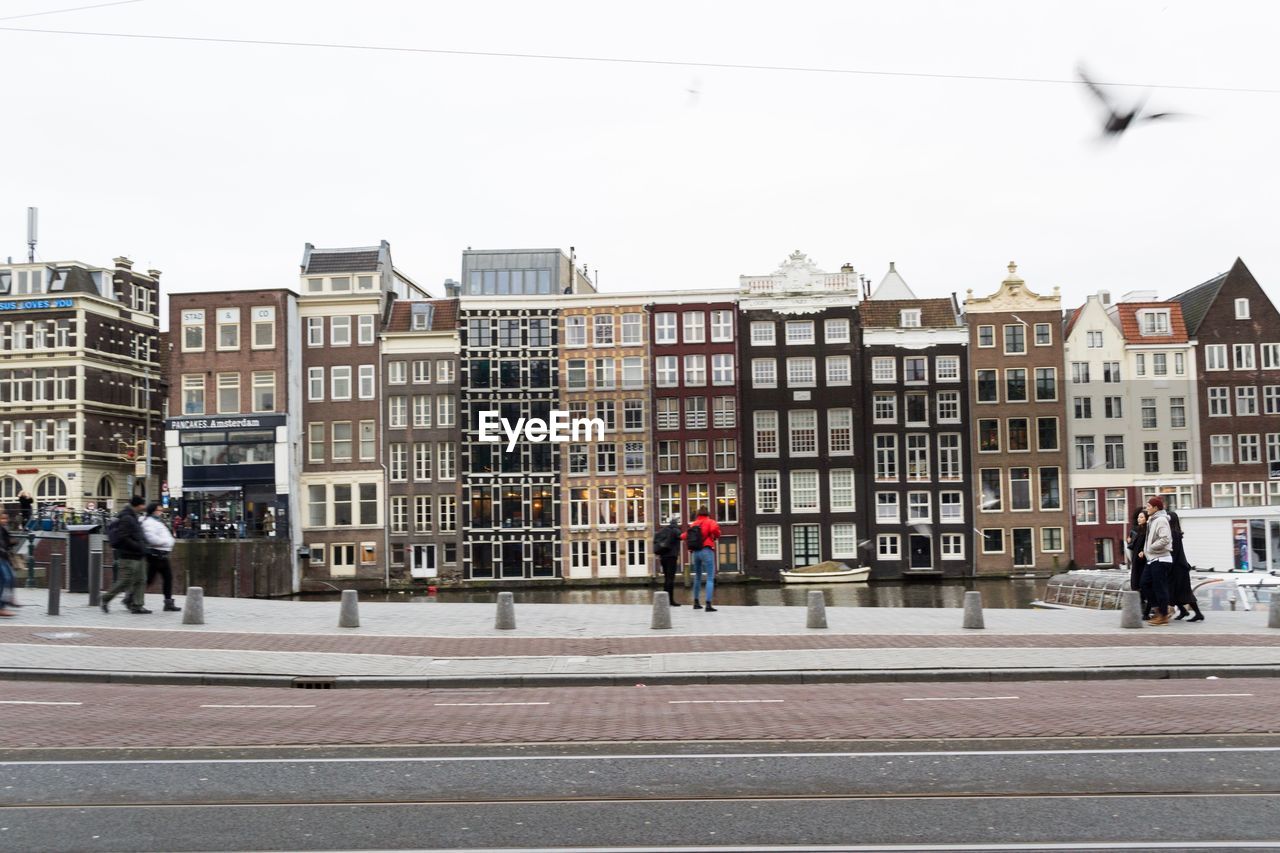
xmin=1078 ymin=64 xmax=1180 ymax=137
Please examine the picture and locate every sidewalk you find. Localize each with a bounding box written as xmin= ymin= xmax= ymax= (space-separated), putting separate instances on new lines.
xmin=0 ymin=592 xmax=1275 ymax=688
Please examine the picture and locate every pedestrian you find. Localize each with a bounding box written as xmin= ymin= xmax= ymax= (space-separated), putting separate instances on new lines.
xmin=680 ymin=506 xmax=721 ymax=612
xmin=0 ymin=511 xmax=17 ymax=616
xmin=16 ymin=491 xmax=32 ymax=528
xmin=101 ymin=496 xmax=151 ymax=614
xmin=653 ymin=514 xmax=683 ymax=607
xmin=1127 ymin=509 xmax=1149 ymax=618
xmin=141 ymin=503 xmax=181 ymax=612
xmin=1167 ymin=509 xmax=1204 ymax=622
xmin=1139 ymin=497 xmax=1174 ymax=625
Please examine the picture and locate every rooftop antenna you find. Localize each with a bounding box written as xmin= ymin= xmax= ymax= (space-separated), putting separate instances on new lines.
xmin=26 ymin=207 xmax=38 ymax=263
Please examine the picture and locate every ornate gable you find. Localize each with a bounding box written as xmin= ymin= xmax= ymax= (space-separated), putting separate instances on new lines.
xmin=964 ymin=262 xmax=1061 ymax=314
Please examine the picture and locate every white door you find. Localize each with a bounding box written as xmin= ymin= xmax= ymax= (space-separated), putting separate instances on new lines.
xmin=411 ymin=544 xmax=437 ymax=579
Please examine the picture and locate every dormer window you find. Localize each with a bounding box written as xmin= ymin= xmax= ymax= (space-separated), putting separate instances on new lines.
xmin=1236 ymin=298 xmax=1251 ymax=319
xmin=900 ymin=309 xmax=921 ymax=328
xmin=1139 ymin=310 xmax=1170 ymax=336
xmin=411 ymin=305 xmax=433 ymax=331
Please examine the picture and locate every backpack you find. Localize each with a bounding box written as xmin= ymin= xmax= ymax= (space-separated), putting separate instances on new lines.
xmin=107 ymin=516 xmax=129 ymax=549
xmin=653 ymin=526 xmax=678 ymax=556
xmin=685 ymin=521 xmax=704 ymax=552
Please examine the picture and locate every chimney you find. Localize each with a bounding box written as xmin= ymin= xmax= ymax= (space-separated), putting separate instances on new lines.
xmin=147 ymin=269 xmax=162 ymax=281
xmin=113 ymin=256 xmax=133 ymax=270
xmin=444 ymin=278 xmax=460 ymax=298
xmin=1100 ymin=290 xmax=1111 ymax=305
xmin=840 ymin=262 xmax=854 ymax=274
xmin=889 ymin=261 xmax=897 ymax=273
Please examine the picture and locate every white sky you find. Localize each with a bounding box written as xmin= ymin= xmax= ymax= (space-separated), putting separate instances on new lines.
xmin=3 ymin=0 xmax=1278 ymax=312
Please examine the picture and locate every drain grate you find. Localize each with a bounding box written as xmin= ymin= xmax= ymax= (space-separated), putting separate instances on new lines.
xmin=291 ymin=677 xmax=337 ymax=689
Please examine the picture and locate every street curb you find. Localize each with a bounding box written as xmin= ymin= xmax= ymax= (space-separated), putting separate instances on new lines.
xmin=0 ymin=665 xmax=1276 ymax=690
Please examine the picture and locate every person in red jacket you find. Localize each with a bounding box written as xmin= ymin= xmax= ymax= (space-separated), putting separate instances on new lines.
xmin=680 ymin=506 xmax=721 ymax=611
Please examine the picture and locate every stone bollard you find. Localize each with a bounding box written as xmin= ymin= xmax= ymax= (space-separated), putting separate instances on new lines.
xmin=47 ymin=552 xmax=64 ymax=616
xmin=495 ymin=591 xmax=516 ymax=630
xmin=182 ymin=587 xmax=205 ymax=625
xmin=1270 ymin=595 xmax=1280 ymax=629
xmin=1121 ymin=590 xmax=1144 ymax=629
xmin=806 ymin=589 xmax=828 ymax=629
xmin=338 ymin=589 xmax=360 ymax=628
xmin=651 ymin=591 xmax=672 ymax=630
xmin=962 ymin=590 xmax=984 ymax=629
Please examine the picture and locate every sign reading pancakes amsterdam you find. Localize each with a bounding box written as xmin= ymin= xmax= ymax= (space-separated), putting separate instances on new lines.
xmin=165 ymin=415 xmax=288 ymax=432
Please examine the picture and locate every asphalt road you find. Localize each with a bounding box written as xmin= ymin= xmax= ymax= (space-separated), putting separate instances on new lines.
xmin=3 ymin=743 xmax=1279 ymax=851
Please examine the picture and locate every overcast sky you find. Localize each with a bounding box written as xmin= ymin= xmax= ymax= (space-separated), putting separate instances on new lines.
xmin=3 ymin=0 xmax=1277 ymax=314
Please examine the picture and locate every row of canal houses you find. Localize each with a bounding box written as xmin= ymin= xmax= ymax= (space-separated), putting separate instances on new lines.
xmin=6 ymin=244 xmax=1273 ymax=588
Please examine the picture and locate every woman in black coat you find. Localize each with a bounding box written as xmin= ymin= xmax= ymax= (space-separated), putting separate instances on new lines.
xmin=1167 ymin=510 xmax=1204 ymax=622
xmin=1127 ymin=509 xmax=1148 ymax=618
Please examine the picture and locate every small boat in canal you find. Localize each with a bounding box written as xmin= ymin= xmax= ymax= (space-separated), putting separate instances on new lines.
xmin=779 ymin=560 xmax=872 ymax=584
xmin=1033 ymin=569 xmax=1278 ymax=611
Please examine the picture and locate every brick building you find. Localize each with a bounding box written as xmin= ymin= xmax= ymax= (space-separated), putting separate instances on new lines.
xmin=0 ymin=256 xmax=163 ymax=513
xmin=964 ymin=264 xmax=1070 ymax=575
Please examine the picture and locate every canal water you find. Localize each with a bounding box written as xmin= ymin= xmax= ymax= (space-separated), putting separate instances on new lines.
xmin=297 ymin=578 xmax=1049 ymax=609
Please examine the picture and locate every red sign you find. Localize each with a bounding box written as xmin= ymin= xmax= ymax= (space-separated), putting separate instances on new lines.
xmin=15 ymin=468 xmax=38 ymax=474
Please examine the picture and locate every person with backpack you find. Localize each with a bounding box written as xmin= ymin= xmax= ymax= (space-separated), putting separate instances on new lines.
xmin=680 ymin=506 xmax=721 ymax=612
xmin=653 ymin=514 xmax=683 ymax=607
xmin=101 ymin=496 xmax=152 ymax=614
xmin=1167 ymin=508 xmax=1204 ymax=622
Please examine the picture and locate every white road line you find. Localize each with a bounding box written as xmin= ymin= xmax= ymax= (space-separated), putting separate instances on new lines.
xmin=0 ymin=700 xmax=82 ymax=706
xmin=903 ymin=696 xmax=1020 ymax=702
xmin=199 ymin=704 xmax=316 ymax=709
xmin=435 ymin=696 xmax=550 ymax=701
xmin=1136 ymin=693 xmax=1255 ymax=699
xmin=668 ymin=699 xmax=786 ymax=705
xmin=8 ymin=746 xmax=1280 ymax=766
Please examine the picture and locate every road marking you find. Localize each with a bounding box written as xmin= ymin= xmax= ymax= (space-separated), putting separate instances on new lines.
xmin=0 ymin=700 xmax=82 ymax=706
xmin=199 ymin=704 xmax=316 ymax=709
xmin=433 ymin=701 xmax=552 ymax=707
xmin=668 ymin=699 xmax=786 ymax=705
xmin=7 ymin=746 xmax=1280 ymax=766
xmin=1136 ymin=693 xmax=1255 ymax=699
xmin=904 ymin=696 xmax=1020 ymax=702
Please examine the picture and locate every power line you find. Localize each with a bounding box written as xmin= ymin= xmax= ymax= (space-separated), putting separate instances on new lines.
xmin=0 ymin=1 xmax=146 ymax=23
xmin=1 ymin=23 xmax=1278 ymax=95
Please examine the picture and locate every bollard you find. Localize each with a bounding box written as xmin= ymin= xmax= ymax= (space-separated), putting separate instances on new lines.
xmin=338 ymin=589 xmax=360 ymax=628
xmin=47 ymin=552 xmax=64 ymax=616
xmin=806 ymin=589 xmax=828 ymax=629
xmin=1120 ymin=590 xmax=1144 ymax=629
xmin=495 ymin=591 xmax=516 ymax=630
xmin=87 ymin=553 xmax=103 ymax=608
xmin=651 ymin=591 xmax=672 ymax=630
xmin=962 ymin=590 xmax=984 ymax=629
xmin=1270 ymin=595 xmax=1280 ymax=630
xmin=182 ymin=587 xmax=205 ymax=625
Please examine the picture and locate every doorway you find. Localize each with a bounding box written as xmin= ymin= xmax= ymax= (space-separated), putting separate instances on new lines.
xmin=792 ymin=524 xmax=821 ymax=568
xmin=909 ymin=535 xmax=933 ymax=570
xmin=1013 ymin=528 xmax=1035 ymax=567
xmin=411 ymin=544 xmax=437 ymax=579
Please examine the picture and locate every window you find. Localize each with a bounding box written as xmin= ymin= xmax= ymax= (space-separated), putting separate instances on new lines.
xmin=1237 ymin=387 xmax=1258 ymax=416
xmin=713 ymin=396 xmax=736 ymax=429
xmin=657 ymin=398 xmax=679 ymax=430
xmin=941 ymin=534 xmax=965 ymax=559
xmin=414 ymin=442 xmax=432 ymax=480
xmin=1039 ymin=467 xmax=1061 ymax=510
xmin=414 ymin=496 xmax=433 ymax=532
xmin=1087 ymin=330 xmax=1103 ymax=348
xmin=878 ymin=535 xmax=902 ymax=559
xmin=1263 ymin=344 xmax=1280 ymax=370
xmin=939 ymin=491 xmax=963 ymax=522
xmin=1140 ymin=397 xmax=1157 ymax=429
xmin=751 ymin=358 xmax=777 ymax=388
xmin=216 ymin=308 xmax=240 ymax=350
xmin=1007 ymin=417 xmax=1029 ymax=452
xmin=358 ymin=315 xmax=375 ymax=345
xmin=594 ymin=314 xmax=615 ymax=346
xmin=825 ymin=355 xmax=851 ymax=385
xmin=1144 ymin=442 xmax=1160 ymax=474
xmin=1104 ymin=435 xmax=1125 ymax=470
xmin=684 ymin=396 xmax=707 ymax=429
xmin=714 ymin=438 xmax=737 ymax=471
xmin=756 ymin=471 xmax=780 ymax=514
xmin=906 ymin=433 xmax=930 ymax=481
xmin=1208 ymin=387 xmax=1231 ymax=416
xmin=1236 ymin=298 xmax=1251 ymax=319
xmin=684 ymin=354 xmax=706 ymax=386
xmin=307 ymin=485 xmax=326 ymax=527
xmin=1170 ymin=397 xmax=1187 ymax=428
xmin=982 ymin=529 xmax=1005 ymax=554
xmin=1004 ymin=324 xmax=1026 ymax=354
xmin=750 ymin=321 xmax=775 ymax=346
xmin=252 ymin=371 xmax=275 ymax=412
xmin=389 ymin=497 xmax=407 ymax=534
xmin=1103 ymin=362 xmax=1121 ymax=383
xmin=872 ymin=358 xmax=895 ymax=383
xmin=787 ymin=357 xmax=816 ymax=387
xmin=1075 ymin=435 xmax=1096 ymax=470
xmin=1072 ymin=362 xmax=1090 ymax=383
xmin=1075 ymin=489 xmax=1098 ymax=524
xmin=937 ymin=391 xmax=960 ymax=423
xmin=332 ymin=422 xmax=353 ymax=461
xmin=903 ymin=357 xmax=927 ymax=383
xmin=1035 ymin=368 xmax=1057 ymax=401
xmin=1009 ymin=467 xmax=1031 ymax=511
xmin=977 ymin=325 xmax=994 ymax=347
xmin=621 ymin=357 xmax=645 ymax=389
xmin=654 ymin=313 xmax=677 ymax=344
xmin=785 ymin=321 xmax=814 ymax=345
xmin=1135 ymin=353 xmax=1146 ymax=377
xmin=654 ymin=356 xmax=678 ymax=388
xmin=1210 ymin=434 xmax=1233 ymax=465
xmin=908 ymin=491 xmax=930 ymax=521
xmin=1239 ymin=434 xmax=1261 ymax=464
xmin=873 ymin=393 xmax=897 ymax=423
xmin=623 ymin=399 xmax=645 ymax=432
xmin=1153 ymin=353 xmax=1167 ymax=376
xmin=1103 ymin=396 xmax=1123 ymax=419
xmin=790 ymin=470 xmax=819 ymax=512
xmin=1267 ymin=387 xmax=1280 ymax=415
xmin=624 ymin=442 xmax=646 ymax=474
xmin=1005 ymin=368 xmax=1027 ymax=402
xmin=358 ymin=364 xmax=376 ymax=400
xmin=900 ymin=309 xmax=921 ymax=328
xmin=830 ymin=469 xmax=855 ymax=512
xmin=388 ymin=396 xmax=407 ymax=429
xmin=308 ymin=423 xmax=324 ymax=463
xmin=329 ymin=316 xmax=351 ymax=347
xmin=1211 ymin=482 xmax=1237 ymax=507
xmin=825 ymin=319 xmax=850 ymax=343
xmin=1206 ymin=345 xmax=1227 ymax=371
xmin=1234 ymin=344 xmax=1255 ymax=370
xmin=936 ymin=356 xmax=960 ymax=382
xmin=412 ymin=395 xmax=432 ymax=428
xmin=182 ymin=374 xmax=205 ymax=414
xmin=876 ymin=492 xmax=899 ymax=522
xmin=828 ymin=408 xmax=853 ymax=455
xmin=1175 ymin=351 xmax=1186 ymax=375
xmin=710 ymin=310 xmax=733 ymax=342
xmin=681 ymin=312 xmax=704 ymax=344
xmin=1074 ymin=397 xmax=1093 ymax=419
xmin=181 ymin=310 xmax=205 ymax=351
xmin=1140 ymin=310 xmax=1170 ymax=336
xmin=216 ymin=373 xmax=239 ymax=414
xmin=938 ymin=434 xmax=963 ymax=482
xmin=980 ymin=469 xmax=1002 ymax=511
xmin=788 ymin=410 xmax=817 ymax=456
xmin=978 ymin=418 xmax=1000 ymax=453
xmin=874 ymin=434 xmax=898 ymax=481
xmin=437 ymin=396 xmax=456 ymax=427
xmin=594 ymin=357 xmax=616 ymax=390
xmin=831 ymin=523 xmax=857 ymax=558
xmin=1172 ymin=440 xmax=1189 ymax=473
xmin=330 ymin=366 xmax=351 ymax=400
xmin=1240 ymin=482 xmax=1264 ymax=507
xmin=754 ymin=411 xmax=778 ymax=456
xmin=976 ymin=370 xmax=998 ymax=403
xmin=757 ymin=525 xmax=782 ymax=560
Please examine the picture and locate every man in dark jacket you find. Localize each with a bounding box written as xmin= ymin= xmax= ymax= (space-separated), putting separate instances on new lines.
xmin=101 ymin=496 xmax=152 ymax=614
xmin=653 ymin=514 xmax=683 ymax=607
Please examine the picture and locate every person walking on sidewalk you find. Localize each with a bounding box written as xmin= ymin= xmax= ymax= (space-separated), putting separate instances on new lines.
xmin=16 ymin=491 xmax=32 ymax=529
xmin=653 ymin=514 xmax=683 ymax=606
xmin=681 ymin=506 xmax=721 ymax=612
xmin=101 ymin=496 xmax=152 ymax=614
xmin=1140 ymin=497 xmax=1174 ymax=625
xmin=1127 ymin=510 xmax=1149 ymax=618
xmin=0 ymin=511 xmax=17 ymax=616
xmin=1167 ymin=508 xmax=1204 ymax=623
xmin=141 ymin=503 xmax=181 ymax=612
